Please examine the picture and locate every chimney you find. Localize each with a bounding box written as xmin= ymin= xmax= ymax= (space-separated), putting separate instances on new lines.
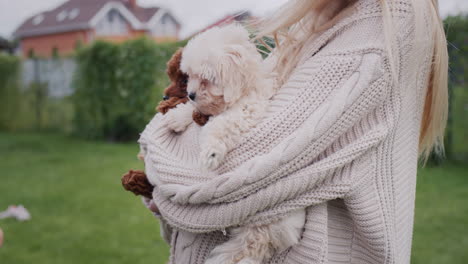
xmin=127 ymin=0 xmax=137 ymax=9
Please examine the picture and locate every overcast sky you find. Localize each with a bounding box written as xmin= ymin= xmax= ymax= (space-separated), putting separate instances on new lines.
xmin=0 ymin=0 xmax=467 ymax=39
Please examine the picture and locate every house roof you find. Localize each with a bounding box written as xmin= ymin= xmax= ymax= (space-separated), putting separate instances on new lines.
xmin=13 ymin=0 xmax=178 ymax=38
xmin=131 ymin=6 xmax=159 ymax=23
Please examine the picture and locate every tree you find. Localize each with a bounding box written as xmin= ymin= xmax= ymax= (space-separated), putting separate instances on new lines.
xmin=445 ymin=15 xmax=468 ymax=162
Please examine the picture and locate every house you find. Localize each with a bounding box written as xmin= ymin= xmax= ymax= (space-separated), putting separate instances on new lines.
xmin=13 ymin=0 xmax=181 ymax=57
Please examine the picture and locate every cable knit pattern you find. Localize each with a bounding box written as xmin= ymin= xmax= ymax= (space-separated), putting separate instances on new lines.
xmin=138 ymin=0 xmax=434 ymax=263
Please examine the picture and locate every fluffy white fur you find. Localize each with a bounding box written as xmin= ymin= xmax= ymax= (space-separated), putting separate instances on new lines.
xmin=163 ymin=24 xmax=305 ymax=264
xmin=205 ymin=210 xmax=306 ymax=264
xmin=165 ymin=24 xmax=276 ymax=170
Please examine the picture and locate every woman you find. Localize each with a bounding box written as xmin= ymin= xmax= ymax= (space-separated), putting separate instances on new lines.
xmin=141 ymin=0 xmax=448 ymax=263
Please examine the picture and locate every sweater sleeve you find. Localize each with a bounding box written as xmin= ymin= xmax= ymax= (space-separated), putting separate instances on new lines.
xmin=145 ymin=50 xmax=392 ymax=233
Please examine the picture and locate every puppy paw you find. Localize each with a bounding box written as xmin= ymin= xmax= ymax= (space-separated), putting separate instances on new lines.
xmin=200 ymin=144 xmax=227 ymax=170
xmin=165 ymin=117 xmax=191 ymax=133
xmin=164 ymin=112 xmax=193 ymax=134
xmin=162 ymin=103 xmax=195 ymax=133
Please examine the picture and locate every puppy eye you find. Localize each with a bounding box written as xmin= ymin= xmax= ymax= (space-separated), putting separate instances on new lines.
xmin=163 ymin=95 xmax=169 ymax=101
xmin=181 ymin=78 xmax=188 ymax=85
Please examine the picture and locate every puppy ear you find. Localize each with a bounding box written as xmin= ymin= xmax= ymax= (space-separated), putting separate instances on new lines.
xmin=218 ymin=44 xmax=258 ymax=104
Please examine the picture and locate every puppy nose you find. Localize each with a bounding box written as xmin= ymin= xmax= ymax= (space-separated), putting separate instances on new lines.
xmin=163 ymin=95 xmax=169 ymax=101
xmin=188 ymin=93 xmax=196 ymax=101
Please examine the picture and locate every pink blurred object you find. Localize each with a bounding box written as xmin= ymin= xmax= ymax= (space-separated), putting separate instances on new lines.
xmin=0 ymin=205 xmax=31 ymax=221
xmin=0 ymin=227 xmax=3 ymax=248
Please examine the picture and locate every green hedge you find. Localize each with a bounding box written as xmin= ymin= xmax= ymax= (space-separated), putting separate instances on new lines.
xmin=0 ymin=54 xmax=21 ymax=131
xmin=445 ymin=15 xmax=468 ymax=162
xmin=0 ymin=54 xmax=74 ymax=132
xmin=73 ymin=38 xmax=185 ymax=141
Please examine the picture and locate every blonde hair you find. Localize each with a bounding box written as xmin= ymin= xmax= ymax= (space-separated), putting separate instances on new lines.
xmin=254 ymin=0 xmax=448 ymax=162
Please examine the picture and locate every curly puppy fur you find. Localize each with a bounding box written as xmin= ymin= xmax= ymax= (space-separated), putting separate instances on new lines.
xmin=157 ymin=48 xmax=210 ymax=126
xmin=163 ymin=24 xmax=306 ymax=264
xmin=157 ymin=48 xmax=189 ymax=114
xmin=121 ymin=170 xmax=153 ymax=199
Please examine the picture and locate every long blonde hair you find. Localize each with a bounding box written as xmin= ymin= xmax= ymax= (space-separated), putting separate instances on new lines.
xmin=254 ymin=0 xmax=448 ymax=162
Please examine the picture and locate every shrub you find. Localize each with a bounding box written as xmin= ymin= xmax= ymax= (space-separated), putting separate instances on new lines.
xmin=73 ymin=38 xmax=184 ymax=141
xmin=0 ymin=54 xmax=21 ymax=131
xmin=445 ymin=15 xmax=468 ymax=162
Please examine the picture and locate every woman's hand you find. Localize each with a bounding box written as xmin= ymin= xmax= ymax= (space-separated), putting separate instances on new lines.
xmin=142 ymin=197 xmax=174 ymax=244
xmin=142 ymin=197 xmax=160 ymax=216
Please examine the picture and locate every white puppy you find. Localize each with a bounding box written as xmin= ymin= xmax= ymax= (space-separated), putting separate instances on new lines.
xmin=164 ymin=24 xmax=275 ymax=170
xmin=163 ymin=24 xmax=305 ymax=264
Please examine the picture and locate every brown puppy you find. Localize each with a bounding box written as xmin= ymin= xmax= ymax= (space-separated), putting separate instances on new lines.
xmin=157 ymin=48 xmax=210 ymax=126
xmin=122 ymin=48 xmax=209 ymax=199
xmin=121 ymin=170 xmax=153 ymax=199
xmin=157 ymin=48 xmax=189 ymax=114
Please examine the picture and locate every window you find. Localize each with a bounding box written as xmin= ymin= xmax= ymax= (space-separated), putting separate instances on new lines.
xmin=32 ymin=14 xmax=44 ymax=25
xmin=95 ymin=9 xmax=128 ymax=36
xmin=69 ymin=8 xmax=80 ymax=20
xmin=57 ymin=10 xmax=67 ymax=21
xmin=108 ymin=10 xmax=115 ymax=22
xmin=151 ymin=14 xmax=177 ymax=37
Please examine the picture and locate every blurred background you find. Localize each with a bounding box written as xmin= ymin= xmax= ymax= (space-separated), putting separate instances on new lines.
xmin=0 ymin=0 xmax=466 ymax=263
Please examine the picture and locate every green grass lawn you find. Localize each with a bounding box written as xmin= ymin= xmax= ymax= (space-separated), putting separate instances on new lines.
xmin=412 ymin=163 xmax=468 ymax=263
xmin=0 ymin=133 xmax=169 ymax=264
xmin=0 ymin=133 xmax=467 ymax=264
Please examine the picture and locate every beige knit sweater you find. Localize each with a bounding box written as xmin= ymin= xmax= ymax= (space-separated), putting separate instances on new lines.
xmin=139 ymin=0 xmax=434 ymax=263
